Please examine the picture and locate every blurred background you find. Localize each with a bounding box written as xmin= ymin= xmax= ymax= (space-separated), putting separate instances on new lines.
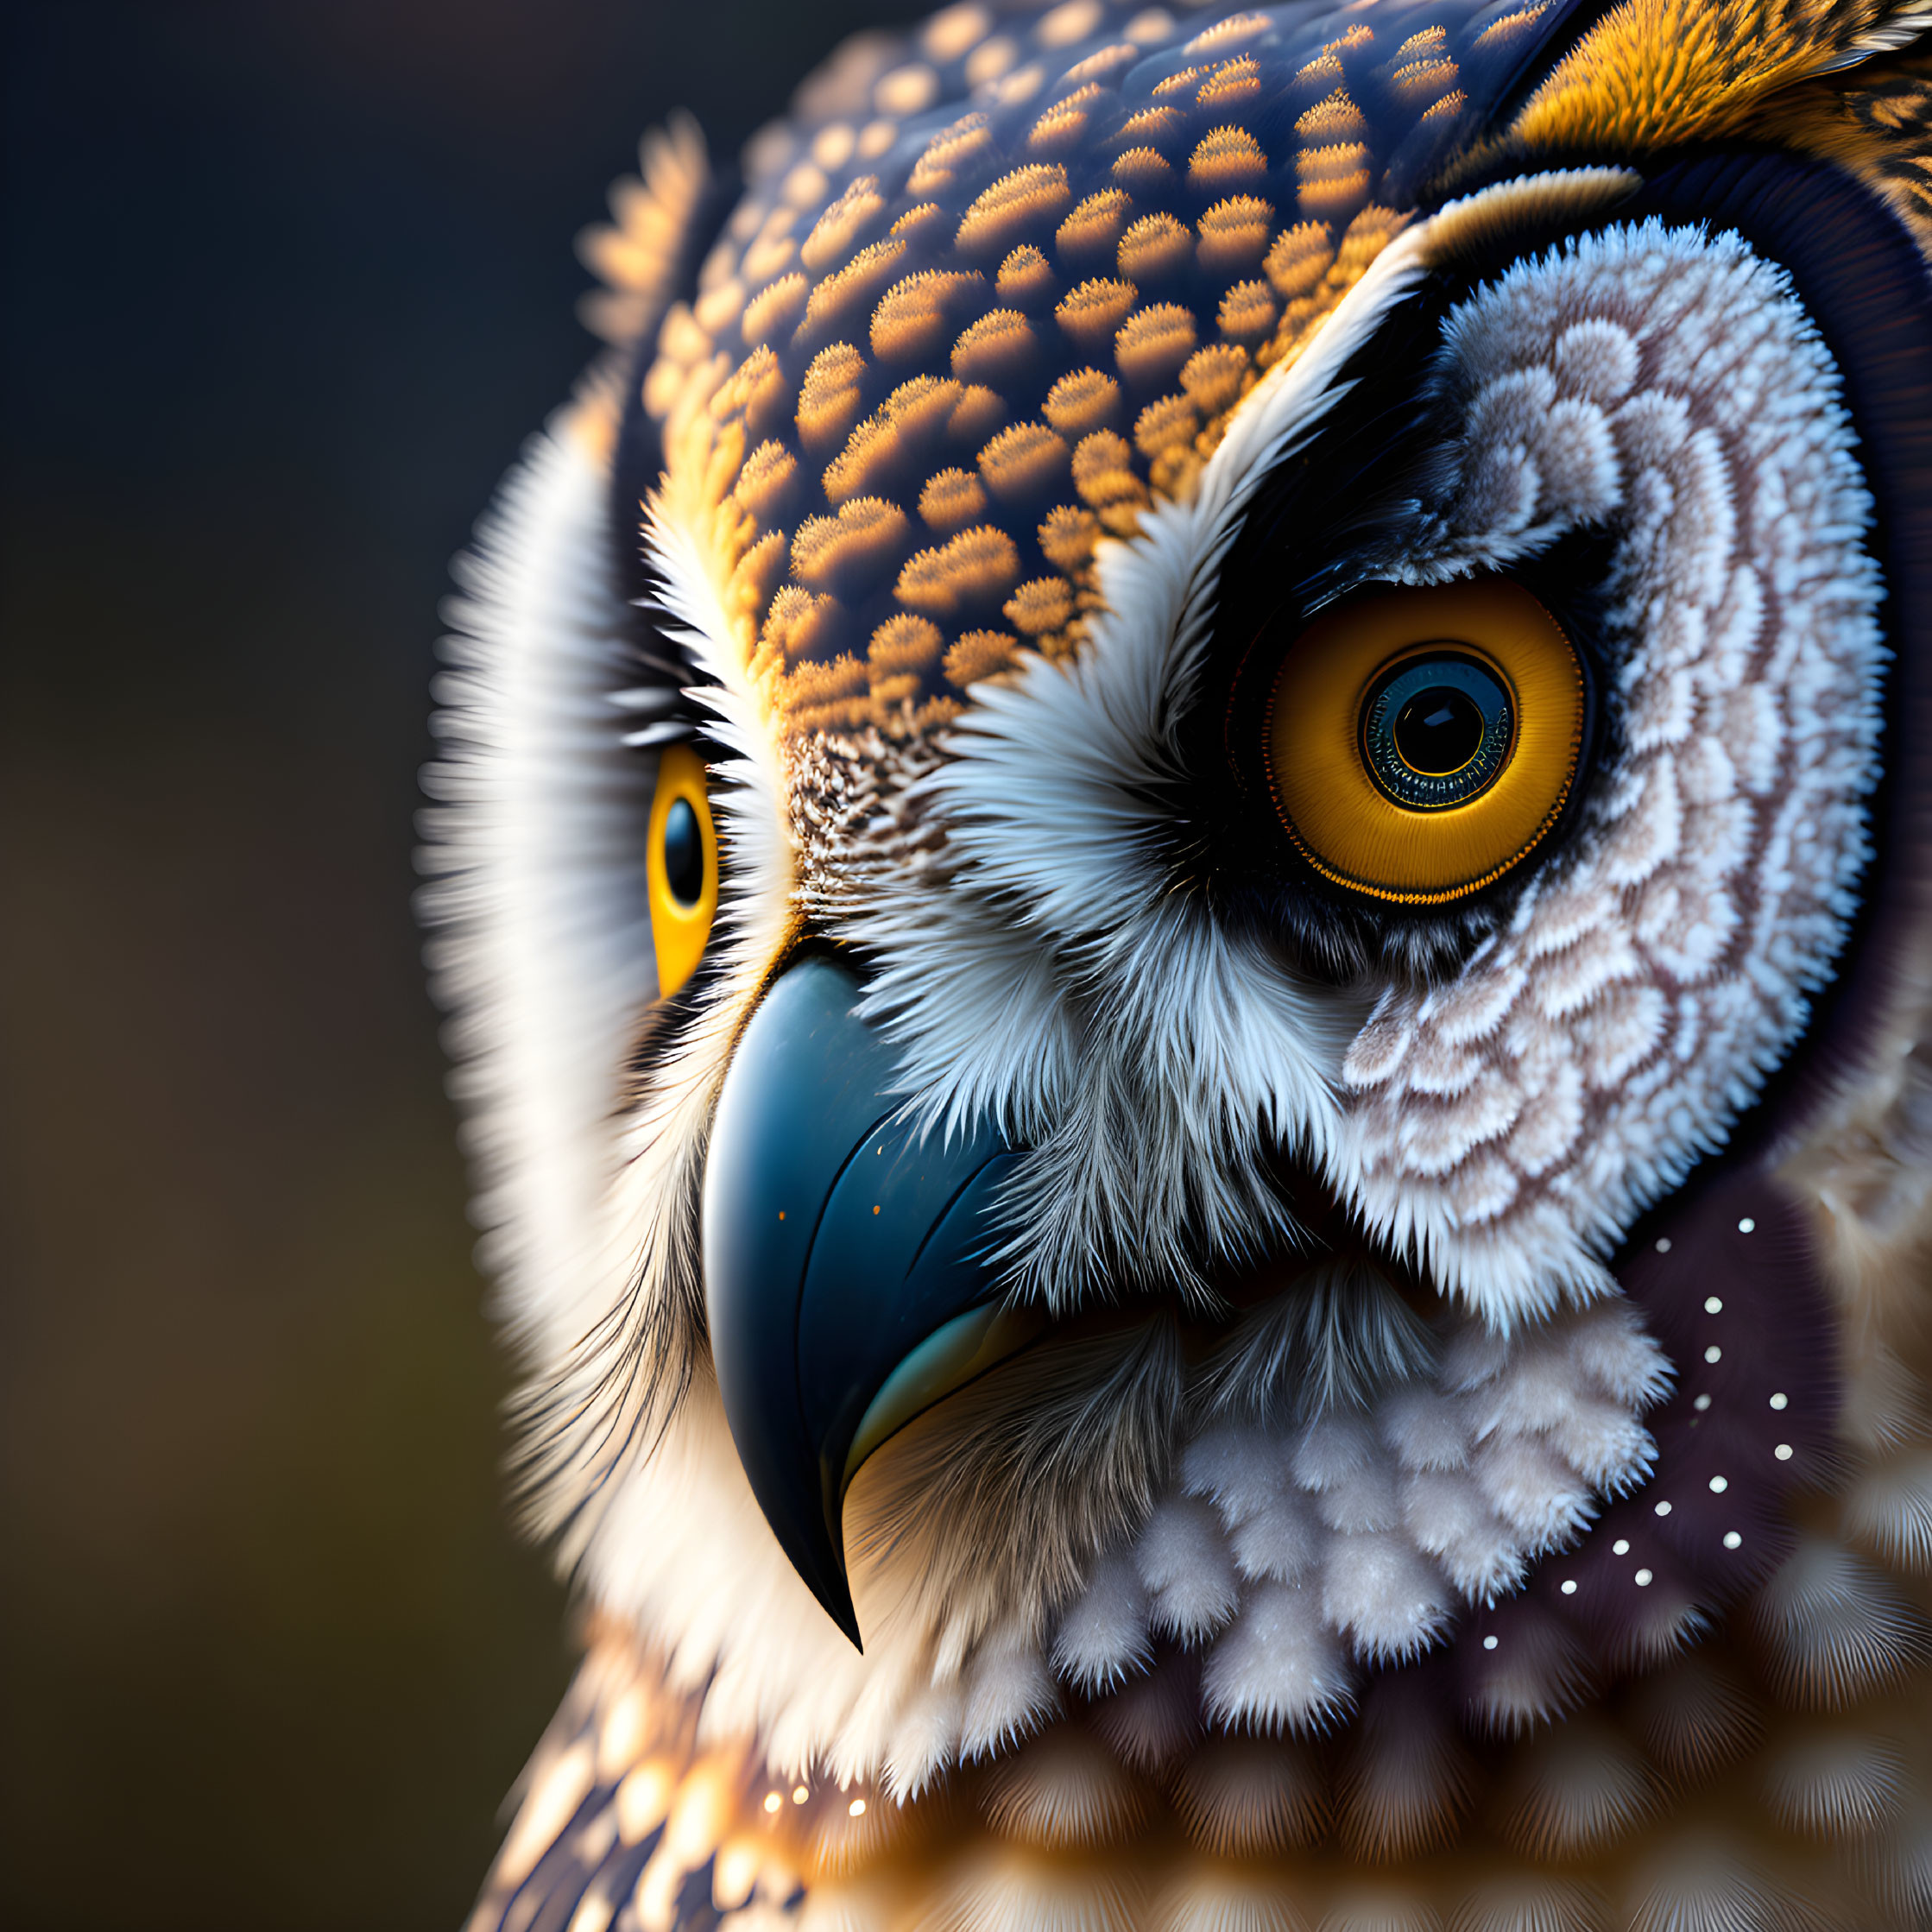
xmin=1 ymin=3 xmax=906 ymax=1923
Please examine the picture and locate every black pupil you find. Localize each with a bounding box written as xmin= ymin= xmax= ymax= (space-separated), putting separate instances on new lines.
xmin=1359 ymin=650 xmax=1513 ymax=811
xmin=662 ymin=797 xmax=704 ymax=906
xmin=1393 ymin=687 xmax=1485 ymax=775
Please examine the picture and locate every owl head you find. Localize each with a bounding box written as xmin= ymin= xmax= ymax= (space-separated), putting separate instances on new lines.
xmin=424 ymin=1 xmax=1932 ymax=1923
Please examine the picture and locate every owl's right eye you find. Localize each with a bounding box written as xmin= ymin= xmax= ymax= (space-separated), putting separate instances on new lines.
xmin=1262 ymin=578 xmax=1588 ymax=906
xmin=646 ymin=743 xmax=717 ymax=997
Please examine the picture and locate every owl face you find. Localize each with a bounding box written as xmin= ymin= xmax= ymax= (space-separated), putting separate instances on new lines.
xmin=426 ymin=0 xmax=1932 ymax=1912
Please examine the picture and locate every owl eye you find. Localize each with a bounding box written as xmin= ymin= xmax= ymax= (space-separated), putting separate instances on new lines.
xmin=646 ymin=742 xmax=717 ymax=996
xmin=1263 ymin=579 xmax=1587 ymax=906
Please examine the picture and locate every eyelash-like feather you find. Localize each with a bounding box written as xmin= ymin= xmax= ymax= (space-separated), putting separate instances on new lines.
xmin=1193 ymin=1259 xmax=1439 ymax=1424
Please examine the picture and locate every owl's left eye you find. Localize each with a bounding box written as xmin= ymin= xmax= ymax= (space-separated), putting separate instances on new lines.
xmin=1263 ymin=578 xmax=1587 ymax=906
xmin=646 ymin=743 xmax=717 ymax=997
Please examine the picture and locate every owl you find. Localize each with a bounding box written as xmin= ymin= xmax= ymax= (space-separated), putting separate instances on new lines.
xmin=419 ymin=2 xmax=1932 ymax=1928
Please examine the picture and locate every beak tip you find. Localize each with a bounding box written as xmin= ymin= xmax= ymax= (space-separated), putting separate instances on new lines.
xmin=811 ymin=1574 xmax=865 ymax=1652
xmin=704 ymin=954 xmax=1016 ymax=1668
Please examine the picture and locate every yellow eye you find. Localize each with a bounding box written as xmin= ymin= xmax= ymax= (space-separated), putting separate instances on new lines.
xmin=1263 ymin=579 xmax=1586 ymax=905
xmin=646 ymin=742 xmax=717 ymax=996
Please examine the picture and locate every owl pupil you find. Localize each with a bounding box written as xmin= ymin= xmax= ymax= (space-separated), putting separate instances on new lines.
xmin=1394 ymin=689 xmax=1484 ymax=775
xmin=1358 ymin=651 xmax=1514 ymax=811
xmin=662 ymin=797 xmax=704 ymax=905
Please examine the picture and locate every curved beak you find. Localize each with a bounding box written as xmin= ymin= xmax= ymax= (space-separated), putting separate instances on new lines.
xmin=700 ymin=954 xmax=1032 ymax=1648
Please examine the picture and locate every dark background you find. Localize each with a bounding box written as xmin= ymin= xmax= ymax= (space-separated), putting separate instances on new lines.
xmin=2 ymin=3 xmax=906 ymax=1924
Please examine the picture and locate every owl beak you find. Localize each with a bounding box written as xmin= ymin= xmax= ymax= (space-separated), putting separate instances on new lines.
xmin=700 ymin=952 xmax=1026 ymax=1650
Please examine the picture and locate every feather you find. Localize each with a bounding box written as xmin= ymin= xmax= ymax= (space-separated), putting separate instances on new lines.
xmin=1403 ymin=1468 xmax=1527 ymax=1605
xmin=982 ymin=1728 xmax=1150 ymax=1847
xmin=1052 ymin=1548 xmax=1154 ymax=1695
xmin=1138 ymin=1496 xmax=1243 ymax=1643
xmin=1183 ymin=1424 xmax=1297 ymax=1527
xmin=1626 ymin=1652 xmax=1761 ymax=1781
xmin=1447 ymin=1877 xmax=1608 ymax=1932
xmin=1841 ymin=1452 xmax=1932 ymax=1573
xmin=1336 ymin=1668 xmax=1474 ymax=1859
xmin=1862 ymin=1801 xmax=1932 ymax=1925
xmin=1200 ymin=1580 xmax=1356 ymax=1736
xmin=1821 ymin=2 xmax=1932 ymax=69
xmin=1152 ymin=1865 xmax=1315 ymax=1932
xmin=960 ymin=1634 xmax=1062 ymax=1765
xmin=1314 ymin=1886 xmax=1441 ymax=1932
xmin=805 ymin=1785 xmax=922 ymax=1884
xmin=1760 ymin=1725 xmax=1906 ymax=1838
xmin=881 ymin=1677 xmax=964 ymax=1804
xmin=1195 ymin=1260 xmax=1438 ymax=1423
xmin=1619 ymin=1836 xmax=1839 ymax=1932
xmin=1751 ymin=1537 xmax=1932 ymax=1709
xmin=1086 ymin=1646 xmax=1203 ymax=1775
xmin=1455 ymin=1599 xmax=1594 ymax=1737
xmin=1379 ymin=1384 xmax=1474 ymax=1474
xmin=1498 ymin=1718 xmax=1655 ymax=1859
xmin=1322 ymin=1532 xmax=1454 ymax=1664
xmin=931 ymin=1846 xmax=1146 ymax=1932
xmin=1171 ymin=1734 xmax=1329 ymax=1857
xmin=795 ymin=1873 xmax=912 ymax=1932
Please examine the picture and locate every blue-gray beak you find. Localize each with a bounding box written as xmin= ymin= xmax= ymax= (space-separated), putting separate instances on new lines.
xmin=701 ymin=954 xmax=1032 ymax=1649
